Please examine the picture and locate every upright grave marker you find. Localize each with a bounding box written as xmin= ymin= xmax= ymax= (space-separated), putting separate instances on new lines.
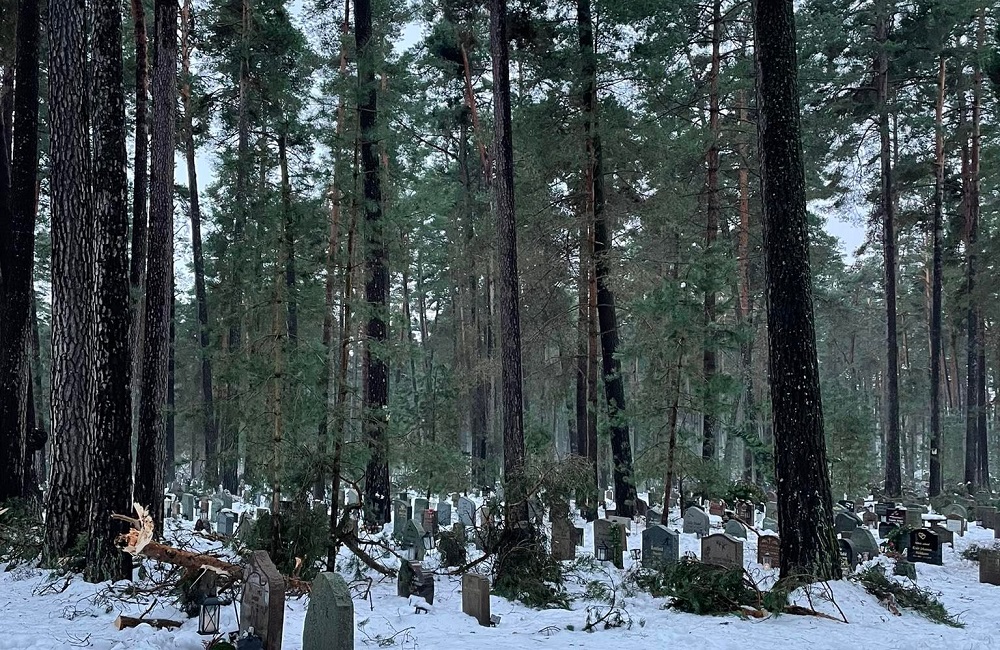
xmin=907 ymin=528 xmax=942 ymax=566
xmin=683 ymin=506 xmax=710 ymax=537
xmin=757 ymin=534 xmax=780 ymax=568
xmin=700 ymin=533 xmax=743 ymax=570
xmin=980 ymin=549 xmax=1000 ymax=586
xmin=641 ymin=525 xmax=679 ymax=568
xmin=461 ymin=574 xmax=492 ymax=627
xmin=302 ymin=572 xmax=354 ymax=650
xmin=240 ymin=551 xmax=285 ymax=650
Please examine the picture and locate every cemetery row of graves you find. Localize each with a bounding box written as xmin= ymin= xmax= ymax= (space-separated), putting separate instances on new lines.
xmin=105 ymin=480 xmax=1000 ymax=649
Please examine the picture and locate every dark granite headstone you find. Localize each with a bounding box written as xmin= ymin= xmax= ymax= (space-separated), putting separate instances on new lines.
xmin=838 ymin=499 xmax=855 ymax=512
xmin=593 ymin=518 xmax=626 ymax=569
xmin=646 ymin=507 xmax=663 ymax=529
xmin=240 ymin=551 xmax=285 ymax=650
xmin=886 ymin=507 xmax=907 ymax=527
xmin=302 ymin=572 xmax=353 ymax=650
xmin=461 ymin=574 xmax=491 ymax=627
xmin=850 ymin=528 xmax=879 ymax=560
xmin=980 ymin=549 xmax=1000 ymax=586
xmin=551 ymin=516 xmax=576 ymax=561
xmin=422 ymin=509 xmax=439 ymax=536
xmin=930 ymin=522 xmax=953 ymax=546
xmin=758 ymin=534 xmax=780 ymax=568
xmin=701 ymin=533 xmax=743 ymax=569
xmin=907 ymin=528 xmax=942 ymax=566
xmin=436 ymin=501 xmax=452 ymax=528
xmin=839 ymin=538 xmax=858 ymax=571
xmin=724 ymin=519 xmax=747 ymax=539
xmin=835 ymin=511 xmax=860 ymax=535
xmin=641 ymin=525 xmax=679 ymax=568
xmin=397 ymin=560 xmax=434 ymax=605
xmin=392 ymin=499 xmax=412 ymax=539
xmin=735 ymin=501 xmax=754 ymax=524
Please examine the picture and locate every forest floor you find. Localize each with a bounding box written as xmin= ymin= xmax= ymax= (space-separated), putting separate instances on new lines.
xmin=1 ymin=496 xmax=998 ymax=650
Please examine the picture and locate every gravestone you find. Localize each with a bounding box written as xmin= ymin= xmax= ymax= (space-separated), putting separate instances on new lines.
xmin=941 ymin=504 xmax=968 ymax=520
xmin=758 ymin=534 xmax=780 ymax=568
xmin=646 ymin=508 xmax=663 ymax=529
xmin=850 ymin=528 xmax=879 ymax=560
xmin=593 ymin=519 xmax=625 ymax=569
xmin=878 ymin=522 xmax=898 ymax=540
xmin=975 ymin=506 xmax=995 ymax=526
xmin=761 ymin=517 xmax=778 ymax=532
xmin=641 ymin=525 xmax=679 ymax=568
xmin=422 ymin=509 xmax=438 ymax=536
xmin=413 ymin=497 xmax=429 ymax=523
xmin=907 ymin=528 xmax=942 ymax=566
xmin=735 ymin=501 xmax=754 ymax=524
xmin=606 ymin=515 xmax=632 ymax=534
xmin=604 ymin=509 xmax=617 ymax=518
xmin=834 ymin=511 xmax=860 ymax=535
xmin=635 ymin=498 xmax=649 ymax=517
xmin=701 ymin=533 xmax=743 ymax=569
xmin=302 ymin=572 xmax=353 ymax=650
xmin=345 ymin=489 xmax=359 ymax=505
xmin=461 ymin=574 xmax=491 ymax=627
xmin=436 ymin=501 xmax=452 ymax=528
xmin=765 ymin=501 xmax=778 ymax=520
xmin=874 ymin=501 xmax=893 ymax=520
xmin=886 ymin=507 xmax=907 ymax=527
xmin=182 ymin=493 xmax=195 ymax=520
xmin=724 ymin=519 xmax=747 ymax=539
xmin=980 ymin=549 xmax=1000 ymax=586
xmin=838 ymin=499 xmax=855 ymax=512
xmin=458 ymin=497 xmax=476 ymax=527
xmin=392 ymin=499 xmax=411 ymax=539
xmin=946 ymin=514 xmax=967 ymax=536
xmin=551 ymin=517 xmax=576 ymax=561
xmin=708 ymin=500 xmax=726 ymax=517
xmin=839 ymin=538 xmax=858 ymax=571
xmin=171 ymin=500 xmax=181 ymax=518
xmin=930 ymin=522 xmax=953 ymax=546
xmin=683 ymin=506 xmax=710 ymax=537
xmin=240 ymin=551 xmax=285 ymax=650
xmin=217 ymin=511 xmax=237 ymax=537
xmin=862 ymin=510 xmax=878 ymax=528
xmin=550 ymin=499 xmax=570 ymax=522
xmin=438 ymin=529 xmax=467 ymax=567
xmin=904 ymin=509 xmax=923 ymax=530
xmin=397 ymin=560 xmax=434 ymax=605
xmin=983 ymin=507 xmax=997 ymax=530
xmin=401 ymin=520 xmax=427 ymax=561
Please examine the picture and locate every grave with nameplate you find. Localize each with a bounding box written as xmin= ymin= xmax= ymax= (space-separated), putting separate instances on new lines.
xmin=461 ymin=574 xmax=491 ymax=627
xmin=701 ymin=533 xmax=743 ymax=569
xmin=593 ymin=518 xmax=626 ymax=569
xmin=765 ymin=501 xmax=778 ymax=520
xmin=886 ymin=507 xmax=907 ymax=527
xmin=980 ymin=549 xmax=1000 ymax=586
xmin=302 ymin=572 xmax=354 ymax=650
xmin=735 ymin=501 xmax=755 ymax=525
xmin=392 ymin=499 xmax=412 ymax=539
xmin=421 ymin=509 xmax=438 ymax=536
xmin=758 ymin=534 xmax=780 ymax=568
xmin=839 ymin=538 xmax=858 ymax=571
xmin=907 ymin=528 xmax=942 ymax=565
xmin=436 ymin=501 xmax=452 ymax=528
xmin=708 ymin=500 xmax=726 ymax=517
xmin=458 ymin=497 xmax=476 ymax=527
xmin=946 ymin=513 xmax=967 ymax=536
xmin=683 ymin=506 xmax=710 ymax=537
xmin=240 ymin=551 xmax=285 ymax=650
xmin=724 ymin=519 xmax=747 ymax=539
xmin=641 ymin=525 xmax=679 ymax=568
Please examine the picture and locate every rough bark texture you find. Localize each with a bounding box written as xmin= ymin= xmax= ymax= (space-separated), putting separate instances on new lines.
xmin=44 ymin=0 xmax=95 ymax=560
xmin=0 ymin=0 xmax=40 ymax=502
xmin=490 ymin=0 xmax=529 ymax=527
xmin=752 ymin=0 xmax=841 ymax=581
xmin=181 ymin=0 xmax=217 ymax=484
xmin=970 ymin=7 xmax=987 ymax=489
xmin=135 ymin=0 xmax=177 ymax=538
xmin=578 ymin=0 xmax=637 ymax=518
xmin=876 ymin=1 xmax=901 ymax=497
xmin=355 ymin=0 xmax=390 ymax=525
xmin=928 ymin=55 xmax=945 ymax=497
xmin=86 ymin=0 xmax=135 ymax=583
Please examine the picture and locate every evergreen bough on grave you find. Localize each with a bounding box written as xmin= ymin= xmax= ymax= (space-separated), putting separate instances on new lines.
xmin=0 ymin=498 xmax=43 ymax=569
xmin=634 ymin=558 xmax=760 ymax=615
xmin=724 ymin=481 xmax=766 ymax=507
xmin=490 ymin=524 xmax=570 ymax=609
xmin=243 ymin=507 xmax=328 ymax=580
xmin=961 ymin=542 xmax=1000 ymax=562
xmin=854 ymin=564 xmax=964 ymax=628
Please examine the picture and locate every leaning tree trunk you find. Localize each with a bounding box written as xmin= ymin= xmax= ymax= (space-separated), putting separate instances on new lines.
xmin=135 ymin=0 xmax=177 ymax=538
xmin=752 ymin=0 xmax=841 ymax=581
xmin=490 ymin=0 xmax=529 ymax=529
xmin=578 ymin=0 xmax=637 ymax=518
xmin=86 ymin=0 xmax=135 ymax=582
xmin=876 ymin=1 xmax=901 ymax=497
xmin=928 ymin=55 xmax=945 ymax=498
xmin=355 ymin=0 xmax=390 ymax=526
xmin=44 ymin=0 xmax=95 ymax=561
xmin=0 ymin=0 xmax=41 ymax=503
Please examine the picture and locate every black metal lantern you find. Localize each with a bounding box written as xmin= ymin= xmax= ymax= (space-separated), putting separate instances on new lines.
xmin=595 ymin=542 xmax=610 ymax=562
xmin=422 ymin=532 xmax=436 ymax=551
xmin=198 ymin=595 xmax=222 ymax=635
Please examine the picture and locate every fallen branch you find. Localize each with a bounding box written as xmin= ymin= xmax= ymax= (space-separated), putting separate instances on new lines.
xmin=113 ymin=615 xmax=183 ymax=631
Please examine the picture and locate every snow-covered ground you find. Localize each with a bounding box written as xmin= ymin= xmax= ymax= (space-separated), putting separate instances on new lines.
xmin=2 ymin=498 xmax=998 ymax=650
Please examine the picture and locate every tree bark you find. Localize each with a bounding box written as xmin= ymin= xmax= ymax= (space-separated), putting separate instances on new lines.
xmin=135 ymin=0 xmax=177 ymax=538
xmin=355 ymin=0 xmax=390 ymax=526
xmin=181 ymin=0 xmax=217 ymax=485
xmin=578 ymin=0 xmax=637 ymax=518
xmin=928 ymin=55 xmax=945 ymax=497
xmin=490 ymin=0 xmax=529 ymax=528
xmin=279 ymin=129 xmax=298 ymax=344
xmin=752 ymin=0 xmax=841 ymax=581
xmin=971 ymin=6 xmax=987 ymax=489
xmin=87 ymin=0 xmax=134 ymax=582
xmin=44 ymin=0 xmax=95 ymax=560
xmin=0 ymin=0 xmax=40 ymax=502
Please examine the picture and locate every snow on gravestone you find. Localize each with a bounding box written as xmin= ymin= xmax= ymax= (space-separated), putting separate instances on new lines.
xmin=907 ymin=528 xmax=942 ymax=566
xmin=302 ymin=572 xmax=353 ymax=650
xmin=683 ymin=506 xmax=710 ymax=537
xmin=641 ymin=525 xmax=678 ymax=568
xmin=701 ymin=533 xmax=743 ymax=570
xmin=461 ymin=573 xmax=491 ymax=627
xmin=757 ymin=534 xmax=780 ymax=568
xmin=240 ymin=551 xmax=285 ymax=650
xmin=723 ymin=519 xmax=747 ymax=539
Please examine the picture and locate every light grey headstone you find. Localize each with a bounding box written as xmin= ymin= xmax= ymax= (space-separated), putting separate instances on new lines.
xmin=762 ymin=517 xmax=778 ymax=532
xmin=461 ymin=573 xmax=491 ymax=627
xmin=701 ymin=533 xmax=743 ymax=569
xmin=682 ymin=506 xmax=710 ymax=536
xmin=641 ymin=525 xmax=679 ymax=568
xmin=240 ymin=551 xmax=285 ymax=650
xmin=606 ymin=515 xmax=632 ymax=533
xmin=302 ymin=572 xmax=353 ymax=650
xmin=345 ymin=489 xmax=359 ymax=505
xmin=458 ymin=497 xmax=476 ymax=527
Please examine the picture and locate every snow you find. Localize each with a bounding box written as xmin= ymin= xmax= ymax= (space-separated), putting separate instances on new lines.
xmin=3 ymin=498 xmax=999 ymax=650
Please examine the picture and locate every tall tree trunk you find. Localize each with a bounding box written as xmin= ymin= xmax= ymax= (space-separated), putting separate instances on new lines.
xmin=166 ymin=291 xmax=175 ymax=481
xmin=355 ymin=0 xmax=390 ymax=526
xmin=87 ymin=0 xmax=134 ymax=581
xmin=30 ymin=291 xmax=47 ymax=481
xmin=44 ymin=0 xmax=95 ymax=560
xmin=661 ymin=347 xmax=684 ymax=523
xmin=490 ymin=0 xmax=529 ymax=528
xmin=960 ymin=74 xmax=979 ymax=488
xmin=702 ymin=0 xmax=721 ymax=462
xmin=876 ymin=1 xmax=901 ymax=496
xmin=0 ymin=0 xmax=41 ymax=502
xmin=752 ymin=0 xmax=841 ymax=581
xmin=928 ymin=55 xmax=945 ymax=497
xmin=128 ymin=0 xmax=150 ymax=434
xmin=135 ymin=0 xmax=177 ymax=537
xmin=736 ymin=90 xmax=756 ymax=482
xmin=269 ymin=218 xmax=287 ymax=554
xmin=181 ymin=0 xmax=217 ymax=485
xmin=279 ymin=129 xmax=298 ymax=344
xmin=971 ymin=6 xmax=987 ymax=489
xmin=578 ymin=0 xmax=637 ymax=517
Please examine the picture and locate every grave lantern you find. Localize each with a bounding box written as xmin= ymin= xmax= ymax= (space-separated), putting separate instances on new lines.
xmin=595 ymin=542 xmax=611 ymax=562
xmin=198 ymin=595 xmax=222 ymax=635
xmin=630 ymin=549 xmax=642 ymax=561
xmin=422 ymin=531 xmax=436 ymax=551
